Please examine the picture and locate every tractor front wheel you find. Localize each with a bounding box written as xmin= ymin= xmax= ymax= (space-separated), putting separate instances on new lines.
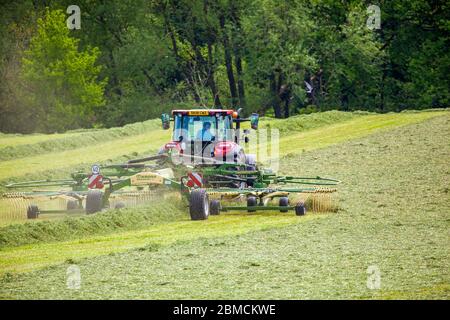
xmin=86 ymin=190 xmax=103 ymax=214
xmin=27 ymin=205 xmax=39 ymax=219
xmin=189 ymin=189 xmax=209 ymax=220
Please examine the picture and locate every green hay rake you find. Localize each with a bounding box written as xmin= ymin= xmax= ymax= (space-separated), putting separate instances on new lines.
xmin=1 ymin=156 xmax=340 ymax=221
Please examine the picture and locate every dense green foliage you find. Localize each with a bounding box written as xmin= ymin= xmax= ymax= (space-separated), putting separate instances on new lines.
xmin=0 ymin=0 xmax=448 ymax=132
xmin=21 ymin=9 xmax=106 ymax=132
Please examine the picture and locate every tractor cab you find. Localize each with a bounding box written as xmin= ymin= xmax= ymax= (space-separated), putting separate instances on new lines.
xmin=172 ymin=110 xmax=234 ymax=142
xmin=160 ymin=109 xmax=259 ymax=165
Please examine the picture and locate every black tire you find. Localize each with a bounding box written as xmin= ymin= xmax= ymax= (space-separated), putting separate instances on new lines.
xmin=114 ymin=202 xmax=126 ymax=209
xmin=189 ymin=189 xmax=209 ymax=220
xmin=295 ymin=202 xmax=306 ymax=216
xmin=210 ymin=200 xmax=221 ymax=215
xmin=85 ymin=190 xmax=103 ymax=214
xmin=27 ymin=205 xmax=39 ymax=219
xmin=67 ymin=200 xmax=78 ymax=211
xmin=279 ymin=197 xmax=289 ymax=212
xmin=247 ymin=196 xmax=257 ymax=212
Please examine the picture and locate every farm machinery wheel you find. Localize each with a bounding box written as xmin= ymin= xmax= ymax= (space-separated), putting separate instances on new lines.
xmin=66 ymin=200 xmax=80 ymax=211
xmin=27 ymin=204 xmax=40 ymax=219
xmin=247 ymin=196 xmax=257 ymax=212
xmin=114 ymin=202 xmax=126 ymax=209
xmin=279 ymin=197 xmax=289 ymax=212
xmin=86 ymin=190 xmax=103 ymax=214
xmin=210 ymin=200 xmax=221 ymax=215
xmin=189 ymin=189 xmax=210 ymax=220
xmin=295 ymin=202 xmax=306 ymax=216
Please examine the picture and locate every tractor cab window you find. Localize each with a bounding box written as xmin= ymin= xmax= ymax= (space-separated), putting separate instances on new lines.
xmin=217 ymin=115 xmax=233 ymax=142
xmin=172 ymin=114 xmax=183 ymax=141
xmin=172 ymin=113 xmax=233 ymax=142
xmin=173 ymin=115 xmax=217 ymax=142
xmin=190 ymin=116 xmax=216 ymax=142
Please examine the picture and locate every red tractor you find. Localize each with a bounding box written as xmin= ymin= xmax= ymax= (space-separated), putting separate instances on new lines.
xmin=159 ymin=109 xmax=259 ymax=169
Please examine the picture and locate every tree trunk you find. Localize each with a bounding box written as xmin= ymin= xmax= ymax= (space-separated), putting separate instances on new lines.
xmin=270 ymin=73 xmax=282 ymax=118
xmin=108 ymin=51 xmax=122 ymax=97
xmin=230 ymin=3 xmax=246 ymax=108
xmin=235 ymin=55 xmax=245 ymax=109
xmin=164 ymin=7 xmax=199 ymax=103
xmin=219 ymin=14 xmax=238 ymax=107
xmin=284 ymin=99 xmax=290 ymax=118
xmin=207 ymin=43 xmax=222 ymax=108
xmin=204 ymin=0 xmax=221 ymax=108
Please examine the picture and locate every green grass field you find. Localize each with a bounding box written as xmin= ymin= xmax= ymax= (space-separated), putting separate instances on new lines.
xmin=0 ymin=109 xmax=449 ymax=299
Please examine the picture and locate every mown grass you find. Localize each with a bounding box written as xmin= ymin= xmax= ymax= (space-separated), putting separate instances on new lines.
xmin=259 ymin=109 xmax=365 ymax=135
xmin=0 ymin=131 xmax=171 ymax=182
xmin=0 ymin=112 xmax=448 ymax=299
xmin=0 ymin=119 xmax=161 ymax=160
xmin=0 ymin=212 xmax=324 ymax=275
xmin=0 ymin=193 xmax=185 ymax=248
xmin=264 ymin=110 xmax=446 ymax=157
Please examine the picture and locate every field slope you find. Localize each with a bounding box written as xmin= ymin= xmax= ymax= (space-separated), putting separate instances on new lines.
xmin=0 ymin=110 xmax=449 ymax=299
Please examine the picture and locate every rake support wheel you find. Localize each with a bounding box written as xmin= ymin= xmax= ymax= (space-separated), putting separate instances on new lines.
xmin=295 ymin=202 xmax=306 ymax=216
xmin=114 ymin=202 xmax=126 ymax=209
xmin=247 ymin=196 xmax=257 ymax=212
xmin=27 ymin=205 xmax=39 ymax=219
xmin=86 ymin=190 xmax=103 ymax=214
xmin=279 ymin=197 xmax=289 ymax=212
xmin=189 ymin=189 xmax=210 ymax=220
xmin=67 ymin=200 xmax=78 ymax=211
xmin=210 ymin=200 xmax=221 ymax=215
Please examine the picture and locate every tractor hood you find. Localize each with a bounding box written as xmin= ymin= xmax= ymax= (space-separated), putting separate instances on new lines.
xmin=214 ymin=141 xmax=240 ymax=157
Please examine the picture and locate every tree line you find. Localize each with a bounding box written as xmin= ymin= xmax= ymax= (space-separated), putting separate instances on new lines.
xmin=0 ymin=0 xmax=448 ymax=133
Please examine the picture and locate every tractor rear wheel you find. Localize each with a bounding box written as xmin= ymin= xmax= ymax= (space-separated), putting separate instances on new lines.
xmin=247 ymin=196 xmax=257 ymax=212
xmin=279 ymin=197 xmax=289 ymax=212
xmin=295 ymin=202 xmax=306 ymax=216
xmin=27 ymin=205 xmax=39 ymax=219
xmin=189 ymin=189 xmax=209 ymax=220
xmin=210 ymin=200 xmax=221 ymax=215
xmin=86 ymin=190 xmax=103 ymax=214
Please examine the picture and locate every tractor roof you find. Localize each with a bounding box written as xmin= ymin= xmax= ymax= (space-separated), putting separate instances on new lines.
xmin=172 ymin=109 xmax=235 ymax=116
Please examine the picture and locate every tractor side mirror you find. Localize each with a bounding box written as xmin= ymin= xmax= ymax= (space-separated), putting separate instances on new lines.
xmin=250 ymin=113 xmax=259 ymax=130
xmin=161 ymin=113 xmax=170 ymax=130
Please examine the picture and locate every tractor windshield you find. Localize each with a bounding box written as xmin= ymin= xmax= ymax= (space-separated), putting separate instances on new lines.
xmin=172 ymin=114 xmax=233 ymax=142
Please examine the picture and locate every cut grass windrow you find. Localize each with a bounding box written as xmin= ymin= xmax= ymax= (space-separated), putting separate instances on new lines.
xmin=0 ymin=119 xmax=160 ymax=150
xmin=0 ymin=212 xmax=323 ymax=275
xmin=0 ymin=131 xmax=170 ymax=182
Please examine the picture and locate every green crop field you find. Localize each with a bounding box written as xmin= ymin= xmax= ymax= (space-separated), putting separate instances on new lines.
xmin=0 ymin=110 xmax=449 ymax=299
